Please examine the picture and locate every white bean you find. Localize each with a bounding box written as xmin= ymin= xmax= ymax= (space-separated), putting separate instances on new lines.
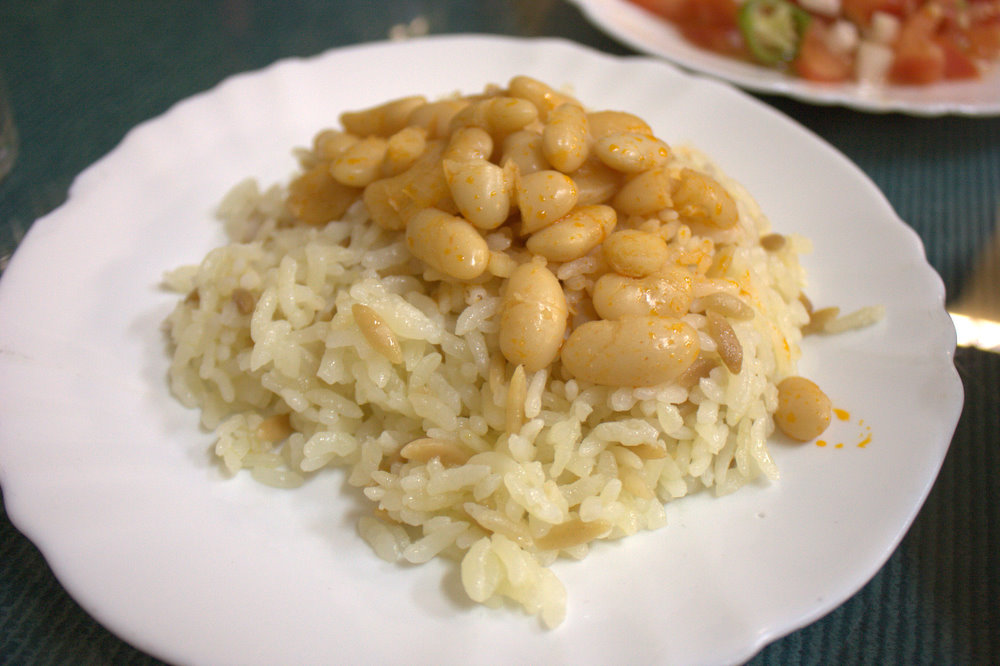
xmin=485 ymin=96 xmax=540 ymax=134
xmin=612 ymin=167 xmax=673 ymax=216
xmin=542 ymin=103 xmax=589 ymax=173
xmin=362 ymin=177 xmax=405 ymax=231
xmin=507 ymin=75 xmax=576 ymax=121
xmin=774 ymin=376 xmax=832 ymax=441
xmin=602 ymin=229 xmax=669 ymax=278
xmin=395 ymin=142 xmax=450 ymax=210
xmin=313 ymin=130 xmax=359 ymax=161
xmin=517 ymin=169 xmax=579 ymax=234
xmin=525 ymin=205 xmax=617 ymax=263
xmin=593 ymin=132 xmax=671 ymax=174
xmin=672 ymin=168 xmax=739 ymax=229
xmin=561 ymin=316 xmax=700 ymax=387
xmin=443 ymin=158 xmax=511 ymax=230
xmin=501 ymin=130 xmax=549 ymax=175
xmin=571 ymin=155 xmax=623 ymax=206
xmin=487 ymin=250 xmax=518 ymax=278
xmin=341 ymin=95 xmax=427 ymax=137
xmin=445 ymin=127 xmax=494 ymax=162
xmin=405 ymin=208 xmax=490 ymax=280
xmin=499 ymin=262 xmax=568 ymax=372
xmin=364 ymin=141 xmax=450 ymax=230
xmin=331 ymin=136 xmax=388 ymax=187
xmin=406 ymin=99 xmax=470 ymax=139
xmin=288 ymin=163 xmax=360 ymax=226
xmin=586 ymin=110 xmax=653 ymax=139
xmin=591 ymin=268 xmax=694 ymax=320
xmin=451 ymin=96 xmax=539 ymax=136
xmin=382 ymin=126 xmax=428 ymax=176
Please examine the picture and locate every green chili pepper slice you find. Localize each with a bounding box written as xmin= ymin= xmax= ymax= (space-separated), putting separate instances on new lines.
xmin=738 ymin=0 xmax=811 ymax=66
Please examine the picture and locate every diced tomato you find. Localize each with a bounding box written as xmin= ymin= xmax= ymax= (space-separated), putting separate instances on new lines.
xmin=937 ymin=36 xmax=981 ymax=78
xmin=681 ymin=0 xmax=740 ymax=26
xmin=633 ymin=0 xmax=1000 ymax=86
xmin=967 ymin=19 xmax=1000 ymax=58
xmin=935 ymin=25 xmax=982 ymax=79
xmin=629 ymin=0 xmax=738 ymax=23
xmin=967 ymin=0 xmax=1000 ymax=15
xmin=965 ymin=2 xmax=1000 ymax=59
xmin=842 ymin=0 xmax=918 ymax=25
xmin=792 ymin=21 xmax=854 ymax=82
xmin=890 ymin=47 xmax=945 ymax=83
xmin=629 ymin=0 xmax=693 ymax=21
xmin=634 ymin=0 xmax=739 ymax=26
xmin=966 ymin=0 xmax=1000 ymax=20
xmin=631 ymin=0 xmax=745 ymax=57
xmin=889 ymin=5 xmax=946 ymax=84
xmin=679 ymin=23 xmax=746 ymax=57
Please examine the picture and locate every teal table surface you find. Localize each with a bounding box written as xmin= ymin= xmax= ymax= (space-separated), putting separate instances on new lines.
xmin=1 ymin=1 xmax=997 ymax=664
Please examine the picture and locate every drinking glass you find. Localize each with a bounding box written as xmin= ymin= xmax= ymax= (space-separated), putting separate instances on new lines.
xmin=0 ymin=75 xmax=18 ymax=181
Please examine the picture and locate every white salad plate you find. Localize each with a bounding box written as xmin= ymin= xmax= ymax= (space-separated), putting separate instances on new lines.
xmin=568 ymin=0 xmax=1000 ymax=116
xmin=0 ymin=35 xmax=962 ymax=665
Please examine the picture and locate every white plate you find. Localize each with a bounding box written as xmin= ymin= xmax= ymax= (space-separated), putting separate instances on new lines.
xmin=568 ymin=0 xmax=1000 ymax=116
xmin=0 ymin=35 xmax=962 ymax=665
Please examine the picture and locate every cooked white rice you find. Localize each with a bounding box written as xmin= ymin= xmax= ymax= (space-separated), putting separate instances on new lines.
xmin=164 ymin=90 xmax=824 ymax=628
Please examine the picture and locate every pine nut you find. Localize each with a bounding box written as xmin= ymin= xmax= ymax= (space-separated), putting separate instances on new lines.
xmin=506 ymin=364 xmax=527 ymax=434
xmin=352 ymin=303 xmax=404 ymax=364
xmin=400 ymin=437 xmax=471 ymax=466
xmin=534 ymin=518 xmax=612 ymax=551
xmin=706 ymin=311 xmax=743 ymax=374
xmin=701 ymin=292 xmax=755 ymax=321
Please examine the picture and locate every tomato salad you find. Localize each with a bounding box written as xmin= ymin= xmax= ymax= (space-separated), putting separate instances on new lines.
xmin=629 ymin=0 xmax=1000 ymax=85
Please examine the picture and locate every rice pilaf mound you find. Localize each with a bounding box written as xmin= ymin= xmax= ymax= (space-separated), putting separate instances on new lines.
xmin=163 ymin=77 xmax=870 ymax=627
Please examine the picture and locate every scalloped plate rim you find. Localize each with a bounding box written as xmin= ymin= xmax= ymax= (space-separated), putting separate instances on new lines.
xmin=567 ymin=0 xmax=1000 ymax=116
xmin=0 ymin=35 xmax=963 ymax=666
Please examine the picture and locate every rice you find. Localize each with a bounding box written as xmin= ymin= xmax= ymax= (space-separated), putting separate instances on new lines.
xmin=163 ymin=79 xmax=878 ymax=629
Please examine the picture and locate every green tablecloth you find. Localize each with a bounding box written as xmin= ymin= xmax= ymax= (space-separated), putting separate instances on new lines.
xmin=1 ymin=1 xmax=997 ymax=663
